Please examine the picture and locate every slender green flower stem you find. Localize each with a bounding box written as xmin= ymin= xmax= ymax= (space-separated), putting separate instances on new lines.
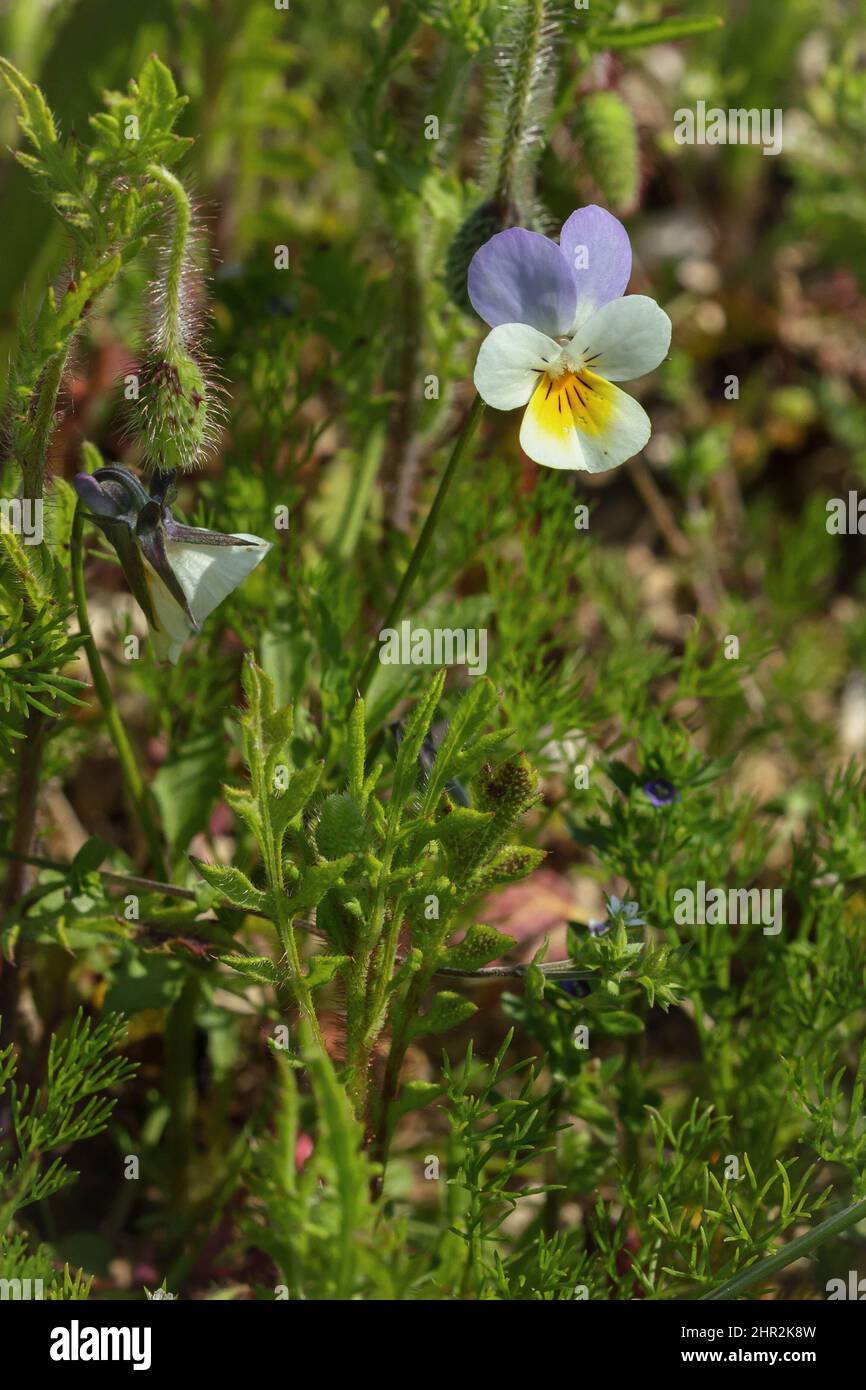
xmin=354 ymin=392 xmax=485 ymax=701
xmin=697 ymin=1196 xmax=866 ymax=1300
xmin=70 ymin=504 xmax=168 ymax=879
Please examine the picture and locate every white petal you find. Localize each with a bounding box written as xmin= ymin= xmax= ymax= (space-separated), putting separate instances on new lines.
xmin=143 ymin=570 xmax=195 ymax=666
xmin=575 ymin=381 xmax=651 ymax=473
xmin=474 ymin=323 xmax=563 ymax=410
xmin=573 ymin=295 xmax=671 ymax=382
xmin=143 ymin=532 xmax=270 ymax=664
xmin=519 ymin=370 xmax=651 ymax=473
xmin=165 ymin=533 xmax=271 ymax=627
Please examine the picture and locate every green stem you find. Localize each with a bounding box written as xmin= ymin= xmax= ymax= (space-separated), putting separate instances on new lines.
xmin=70 ymin=503 xmax=168 ymax=878
xmin=354 ymin=393 xmax=484 ymax=701
xmin=698 ymin=1197 xmax=866 ymax=1301
xmin=146 ymin=162 xmax=192 ymax=359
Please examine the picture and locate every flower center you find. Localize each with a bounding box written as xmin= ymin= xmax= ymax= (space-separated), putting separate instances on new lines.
xmin=530 ymin=367 xmax=616 ymax=438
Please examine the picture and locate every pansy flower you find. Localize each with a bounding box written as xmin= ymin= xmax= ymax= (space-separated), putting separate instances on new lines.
xmin=73 ymin=466 xmax=270 ymax=665
xmin=468 ymin=205 xmax=671 ymax=471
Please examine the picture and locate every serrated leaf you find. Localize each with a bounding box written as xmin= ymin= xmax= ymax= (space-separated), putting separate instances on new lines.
xmin=467 ymin=844 xmax=546 ymax=893
xmin=392 ymin=670 xmax=446 ymax=804
xmin=269 ymin=761 xmax=323 ymax=839
xmin=305 ymin=954 xmax=349 ymax=991
xmin=419 ymin=678 xmax=497 ymax=813
xmin=223 ymin=784 xmax=261 ymax=835
xmin=421 ymin=806 xmax=493 ymax=852
xmin=192 ymin=860 xmax=269 ymax=915
xmin=219 ymin=955 xmax=280 ymax=986
xmin=286 ymin=856 xmax=354 ymax=914
xmin=447 ymin=924 xmax=516 ymax=971
xmin=410 ymin=990 xmax=477 ymax=1039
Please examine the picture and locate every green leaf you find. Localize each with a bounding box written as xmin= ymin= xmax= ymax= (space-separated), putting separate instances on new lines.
xmin=347 ymin=698 xmax=366 ymax=803
xmin=223 ymin=784 xmax=261 ymax=836
xmin=392 ymin=669 xmax=446 ymax=805
xmin=287 ymin=857 xmax=355 ymax=915
xmin=192 ymin=860 xmax=269 ymax=915
xmin=269 ymin=761 xmax=323 ymax=839
xmin=574 ymin=91 xmax=639 ymax=213
xmin=103 ymin=951 xmax=186 ymax=1013
xmin=0 ymin=57 xmax=58 ymax=153
xmin=305 ymin=954 xmax=350 ymax=991
xmin=416 ymin=806 xmax=493 ymax=853
xmin=389 ymin=1080 xmax=446 ymax=1130
xmin=419 ymin=677 xmax=496 ymax=813
xmin=587 ymin=15 xmax=723 ymax=50
xmin=300 ymin=1020 xmax=370 ymax=1298
xmin=219 ymin=955 xmax=280 ymax=987
xmin=447 ymin=924 xmax=516 ymax=971
xmin=467 ymin=844 xmax=546 ymax=892
xmin=597 ymin=1011 xmax=645 ymax=1036
xmin=409 ymin=991 xmax=477 ymax=1039
xmin=71 ymin=835 xmax=110 ymax=875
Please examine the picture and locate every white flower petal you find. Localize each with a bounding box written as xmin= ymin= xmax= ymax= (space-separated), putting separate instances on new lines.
xmin=143 ymin=570 xmax=195 ymax=666
xmin=519 ymin=370 xmax=651 ymax=473
xmin=474 ymin=323 xmax=563 ymax=411
xmin=165 ymin=533 xmax=270 ymax=627
xmin=143 ymin=532 xmax=270 ymax=664
xmin=573 ymin=295 xmax=671 ymax=383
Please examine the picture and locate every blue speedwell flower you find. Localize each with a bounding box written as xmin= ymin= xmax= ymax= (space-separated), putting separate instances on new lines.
xmin=590 ymin=896 xmax=646 ymax=936
xmin=644 ymin=778 xmax=677 ymax=807
xmin=468 ymin=205 xmax=671 ymax=472
xmin=73 ymin=466 xmax=269 ymax=664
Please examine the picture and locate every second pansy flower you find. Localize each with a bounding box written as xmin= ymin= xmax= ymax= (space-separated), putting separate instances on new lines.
xmin=468 ymin=205 xmax=671 ymax=472
xmin=73 ymin=466 xmax=270 ymax=665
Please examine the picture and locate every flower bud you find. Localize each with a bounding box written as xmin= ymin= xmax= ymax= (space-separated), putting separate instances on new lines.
xmin=138 ymin=351 xmax=210 ymax=474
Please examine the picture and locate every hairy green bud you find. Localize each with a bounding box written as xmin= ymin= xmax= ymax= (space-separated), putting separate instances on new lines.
xmin=575 ymin=91 xmax=640 ymax=215
xmin=138 ymin=351 xmax=209 ymax=473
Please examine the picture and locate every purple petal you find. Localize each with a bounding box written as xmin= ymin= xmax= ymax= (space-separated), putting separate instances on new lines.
xmin=559 ymin=206 xmax=632 ymax=321
xmin=468 ymin=228 xmax=577 ymax=337
xmin=72 ymin=473 xmax=121 ymax=518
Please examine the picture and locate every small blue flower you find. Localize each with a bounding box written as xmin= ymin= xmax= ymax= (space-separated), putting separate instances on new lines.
xmin=588 ymin=919 xmax=609 ymax=937
xmin=644 ymin=777 xmax=677 ymax=807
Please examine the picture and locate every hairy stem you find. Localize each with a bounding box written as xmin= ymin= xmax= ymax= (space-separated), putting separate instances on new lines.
xmin=146 ymin=162 xmax=192 ymax=359
xmin=493 ymin=0 xmax=546 ymax=205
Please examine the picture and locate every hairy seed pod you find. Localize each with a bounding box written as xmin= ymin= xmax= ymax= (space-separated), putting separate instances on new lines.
xmin=138 ymin=351 xmax=209 ymax=474
xmin=575 ymin=91 xmax=640 ymax=215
